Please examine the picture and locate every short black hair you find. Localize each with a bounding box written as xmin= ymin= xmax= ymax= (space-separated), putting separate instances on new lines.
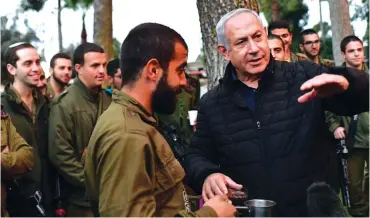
xmin=268 ymin=20 xmax=291 ymax=33
xmin=268 ymin=34 xmax=285 ymax=50
xmin=107 ymin=58 xmax=120 ymax=77
xmin=120 ymin=22 xmax=188 ymax=86
xmin=4 ymin=42 xmax=35 ymax=67
xmin=340 ymin=35 xmax=363 ymax=53
xmin=50 ymin=52 xmax=71 ymax=68
xmin=73 ymin=42 xmax=105 ymax=66
xmin=299 ymin=29 xmax=318 ymax=44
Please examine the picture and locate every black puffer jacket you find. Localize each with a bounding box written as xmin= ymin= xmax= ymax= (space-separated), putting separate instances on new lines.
xmin=184 ymin=60 xmax=369 ymax=216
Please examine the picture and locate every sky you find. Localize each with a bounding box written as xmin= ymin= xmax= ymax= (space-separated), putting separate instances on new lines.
xmin=1 ymin=0 xmax=367 ymax=74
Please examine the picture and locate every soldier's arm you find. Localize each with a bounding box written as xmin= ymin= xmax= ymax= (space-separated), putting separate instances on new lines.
xmin=1 ymin=117 xmax=34 ymax=179
xmin=95 ymin=132 xmax=157 ymax=217
xmin=324 ymin=111 xmax=342 ymax=133
xmin=48 ymin=103 xmax=84 ymax=187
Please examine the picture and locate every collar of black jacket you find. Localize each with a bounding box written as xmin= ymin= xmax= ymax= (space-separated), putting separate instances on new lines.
xmin=220 ymin=55 xmax=275 ymax=91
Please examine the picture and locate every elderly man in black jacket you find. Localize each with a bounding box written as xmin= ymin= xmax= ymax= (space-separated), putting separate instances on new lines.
xmin=184 ymin=8 xmax=369 ymax=217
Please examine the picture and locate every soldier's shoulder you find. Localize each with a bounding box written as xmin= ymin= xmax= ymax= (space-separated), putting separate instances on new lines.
xmin=51 ymin=87 xmax=72 ymax=105
xmin=295 ymin=52 xmax=308 ymax=60
xmin=322 ymin=58 xmax=335 ymax=67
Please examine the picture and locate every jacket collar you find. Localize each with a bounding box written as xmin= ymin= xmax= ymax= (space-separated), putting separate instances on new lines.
xmin=342 ymin=62 xmax=369 ymax=72
xmin=112 ymin=89 xmax=156 ymax=126
xmin=220 ymin=55 xmax=275 ymax=91
xmin=73 ymin=77 xmax=100 ymax=102
xmin=2 ymin=83 xmax=47 ymax=115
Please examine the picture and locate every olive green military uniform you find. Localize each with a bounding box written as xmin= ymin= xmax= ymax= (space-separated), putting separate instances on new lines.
xmin=325 ymin=63 xmax=369 ymax=217
xmin=84 ymin=90 xmax=217 ymax=217
xmin=1 ymin=105 xmax=34 ymax=217
xmin=156 ymin=74 xmax=200 ymax=151
xmin=290 ymin=52 xmax=307 ymax=62
xmin=318 ymin=56 xmax=335 ymax=67
xmin=48 ymin=78 xmax=111 ymax=216
xmin=1 ymin=84 xmax=52 ymax=216
xmin=45 ymin=80 xmax=56 ymax=101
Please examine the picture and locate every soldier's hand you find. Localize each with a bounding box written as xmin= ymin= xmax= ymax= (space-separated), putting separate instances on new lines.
xmin=202 ymin=173 xmax=242 ymax=201
xmin=334 ymin=127 xmax=346 ymax=139
xmin=204 ymin=194 xmax=237 ymax=217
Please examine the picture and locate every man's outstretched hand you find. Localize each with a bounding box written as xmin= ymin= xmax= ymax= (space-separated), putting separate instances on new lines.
xmin=298 ymin=73 xmax=349 ymax=103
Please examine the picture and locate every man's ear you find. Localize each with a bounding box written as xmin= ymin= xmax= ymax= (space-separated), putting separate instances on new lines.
xmin=49 ymin=68 xmax=53 ymax=75
xmin=74 ymin=64 xmax=81 ymax=76
xmin=146 ymin=58 xmax=163 ymax=82
xmin=217 ymin=45 xmax=230 ymax=61
xmin=299 ymin=44 xmax=304 ymax=52
xmin=6 ymin=64 xmax=16 ymax=76
xmin=341 ymin=52 xmax=345 ymax=59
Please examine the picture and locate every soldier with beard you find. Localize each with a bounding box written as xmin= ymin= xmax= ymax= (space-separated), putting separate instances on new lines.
xmin=84 ymin=23 xmax=236 ymax=217
xmin=46 ymin=53 xmax=72 ymax=101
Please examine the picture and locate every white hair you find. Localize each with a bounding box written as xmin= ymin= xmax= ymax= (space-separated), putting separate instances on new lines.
xmin=216 ymin=8 xmax=263 ymax=50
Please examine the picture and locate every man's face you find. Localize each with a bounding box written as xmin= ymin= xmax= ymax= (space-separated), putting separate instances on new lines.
xmin=268 ymin=38 xmax=285 ymax=61
xmin=112 ymin=69 xmax=122 ymax=90
xmin=220 ymin=13 xmax=270 ymax=75
xmin=51 ymin=58 xmax=72 ymax=85
xmin=76 ymin=52 xmax=107 ymax=89
xmin=152 ymin=42 xmax=188 ymax=114
xmin=37 ymin=72 xmax=47 ymax=95
xmin=300 ymin=33 xmax=321 ymax=58
xmin=271 ymin=28 xmax=292 ymax=50
xmin=342 ymin=41 xmax=364 ymax=68
xmin=7 ymin=48 xmax=41 ymax=87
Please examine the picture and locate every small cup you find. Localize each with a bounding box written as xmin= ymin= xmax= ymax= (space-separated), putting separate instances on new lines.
xmin=228 ymin=188 xmax=247 ymax=206
xmin=188 ymin=110 xmax=198 ymax=126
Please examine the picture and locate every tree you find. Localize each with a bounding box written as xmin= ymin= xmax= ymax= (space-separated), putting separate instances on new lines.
xmin=260 ymin=0 xmax=309 ymax=53
xmin=350 ymin=0 xmax=369 ymax=57
xmin=65 ymin=0 xmax=94 ymax=43
xmin=328 ymin=0 xmax=354 ymax=65
xmin=271 ymin=0 xmax=280 ymax=21
xmin=93 ymin=0 xmax=113 ymax=61
xmin=313 ymin=22 xmax=333 ymax=60
xmin=197 ymin=0 xmax=260 ymax=90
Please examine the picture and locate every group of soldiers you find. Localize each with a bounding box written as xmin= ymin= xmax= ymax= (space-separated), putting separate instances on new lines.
xmin=0 ymin=15 xmax=368 ymax=217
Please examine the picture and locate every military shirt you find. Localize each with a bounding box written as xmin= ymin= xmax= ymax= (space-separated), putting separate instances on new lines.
xmin=84 ymin=90 xmax=216 ymax=217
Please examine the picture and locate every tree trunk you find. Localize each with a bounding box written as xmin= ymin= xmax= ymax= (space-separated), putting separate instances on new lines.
xmin=58 ymin=0 xmax=63 ymax=52
xmin=328 ymin=0 xmax=353 ymax=65
xmin=271 ymin=0 xmax=280 ymax=21
xmin=81 ymin=12 xmax=87 ymax=43
xmin=197 ymin=0 xmax=260 ymax=90
xmin=93 ymin=0 xmax=113 ymax=61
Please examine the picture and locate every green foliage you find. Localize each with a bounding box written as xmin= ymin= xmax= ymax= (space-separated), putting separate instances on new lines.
xmin=350 ymin=0 xmax=369 ymax=47
xmin=260 ymin=0 xmax=309 ymax=52
xmin=113 ymin=38 xmax=121 ymax=59
xmin=20 ymin=0 xmax=46 ymax=11
xmin=312 ymin=22 xmax=333 ymax=60
xmin=64 ymin=0 xmax=94 ymax=10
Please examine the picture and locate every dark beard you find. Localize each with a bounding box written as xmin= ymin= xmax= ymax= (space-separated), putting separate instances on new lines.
xmin=152 ymin=75 xmax=179 ymax=114
xmin=52 ymin=73 xmax=68 ymax=86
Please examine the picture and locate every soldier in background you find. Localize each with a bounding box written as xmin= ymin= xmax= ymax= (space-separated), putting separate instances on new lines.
xmin=268 ymin=34 xmax=286 ymax=61
xmin=269 ymin=20 xmax=306 ymax=62
xmin=299 ymin=29 xmax=334 ymax=67
xmin=2 ymin=42 xmax=52 ymax=216
xmin=1 ymin=105 xmax=34 ymax=217
xmin=37 ymin=69 xmax=48 ymax=95
xmin=48 ymin=43 xmax=111 ymax=217
xmin=104 ymin=58 xmax=122 ymax=95
xmin=46 ymin=53 xmax=72 ymax=101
